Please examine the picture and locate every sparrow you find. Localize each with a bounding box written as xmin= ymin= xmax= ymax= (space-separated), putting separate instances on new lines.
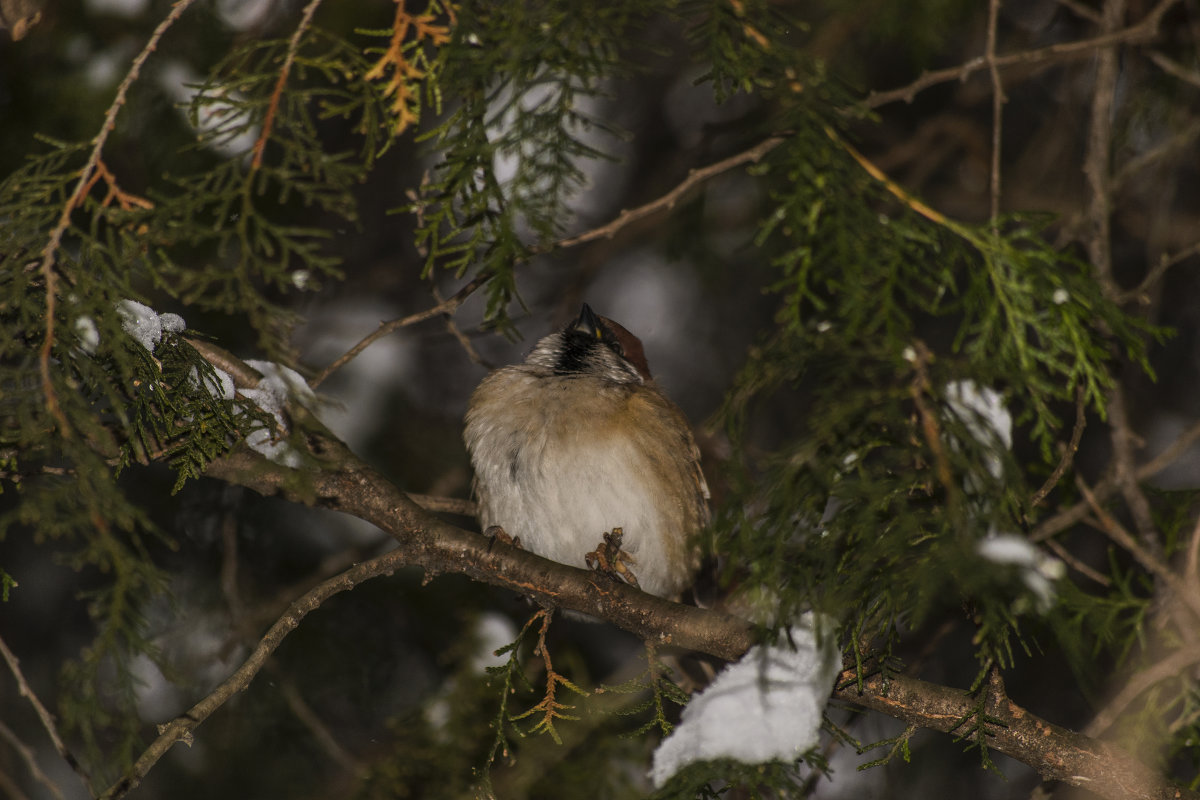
xmin=464 ymin=304 xmax=709 ymax=600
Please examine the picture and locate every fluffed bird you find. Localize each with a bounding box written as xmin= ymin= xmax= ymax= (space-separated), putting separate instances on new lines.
xmin=464 ymin=303 xmax=709 ymax=599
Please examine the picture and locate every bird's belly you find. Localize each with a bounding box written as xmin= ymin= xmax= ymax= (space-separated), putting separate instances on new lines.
xmin=479 ymin=434 xmax=682 ymax=598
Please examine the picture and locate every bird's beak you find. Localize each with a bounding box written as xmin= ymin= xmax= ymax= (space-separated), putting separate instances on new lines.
xmin=573 ymin=303 xmax=604 ymax=339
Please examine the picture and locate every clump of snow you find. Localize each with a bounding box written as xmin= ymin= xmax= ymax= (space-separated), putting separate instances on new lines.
xmin=85 ymin=0 xmax=150 ymax=18
xmin=239 ymin=360 xmax=315 ymax=468
xmin=188 ymin=365 xmax=237 ymax=401
xmin=75 ymin=316 xmax=100 ymax=354
xmin=158 ymin=61 xmax=260 ymax=158
xmin=650 ymin=613 xmax=840 ymax=788
xmin=945 ymin=380 xmax=1011 ymax=451
xmin=471 ymin=611 xmax=520 ymax=672
xmin=116 ymin=299 xmax=186 ymax=353
xmin=945 ymin=380 xmax=1011 ymax=482
xmin=242 ymin=360 xmax=315 ymax=413
xmin=160 ymin=313 xmax=186 ymax=334
xmin=978 ymin=533 xmax=1065 ymax=611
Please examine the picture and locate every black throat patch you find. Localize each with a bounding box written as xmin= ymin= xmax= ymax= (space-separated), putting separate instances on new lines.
xmin=552 ymin=329 xmax=604 ymax=376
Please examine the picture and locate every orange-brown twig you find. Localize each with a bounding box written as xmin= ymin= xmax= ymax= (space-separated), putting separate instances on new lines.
xmin=37 ymin=0 xmax=201 ymax=439
xmin=511 ymin=608 xmax=589 ymax=743
xmin=252 ymin=0 xmax=326 ymax=170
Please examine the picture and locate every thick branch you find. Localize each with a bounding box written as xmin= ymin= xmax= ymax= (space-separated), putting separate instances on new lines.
xmin=834 ymin=669 xmax=1189 ymax=800
xmin=203 ymin=442 xmax=753 ymax=660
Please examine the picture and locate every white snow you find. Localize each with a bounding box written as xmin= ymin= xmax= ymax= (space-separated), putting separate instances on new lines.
xmin=945 ymin=380 xmax=1011 ymax=482
xmin=650 ymin=613 xmax=840 ymax=787
xmin=84 ymin=0 xmax=149 ymax=18
xmin=160 ymin=313 xmax=186 ymax=334
xmin=978 ymin=533 xmax=1064 ymax=611
xmin=239 ymin=360 xmax=315 ymax=468
xmin=75 ymin=316 xmax=100 ymax=354
xmin=216 ymin=0 xmax=275 ymax=30
xmin=189 ymin=365 xmax=237 ymax=401
xmin=116 ymin=299 xmax=186 ymax=353
xmin=470 ymin=611 xmax=519 ymax=671
xmin=945 ymin=380 xmax=1011 ymax=451
xmin=158 ymin=61 xmax=260 ymax=158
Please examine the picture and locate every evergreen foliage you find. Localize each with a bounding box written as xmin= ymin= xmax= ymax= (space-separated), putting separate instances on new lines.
xmin=0 ymin=0 xmax=1197 ymax=797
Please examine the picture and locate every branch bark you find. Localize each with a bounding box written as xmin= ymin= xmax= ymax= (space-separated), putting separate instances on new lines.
xmin=834 ymin=668 xmax=1188 ymax=800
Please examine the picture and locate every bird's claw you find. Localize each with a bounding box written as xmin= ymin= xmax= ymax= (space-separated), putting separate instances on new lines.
xmin=485 ymin=525 xmax=522 ymax=552
xmin=585 ymin=527 xmax=640 ymax=588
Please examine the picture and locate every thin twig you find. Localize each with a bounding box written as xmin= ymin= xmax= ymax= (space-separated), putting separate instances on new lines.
xmin=0 ymin=769 xmax=29 ymax=800
xmin=555 ymin=136 xmax=786 ymax=249
xmin=0 ymin=635 xmax=93 ymax=796
xmin=1044 ymin=538 xmax=1111 ymax=586
xmin=0 ymin=719 xmax=65 ymax=800
xmin=1112 ymin=118 xmax=1200 ymax=196
xmin=1135 ymin=418 xmax=1200 ymax=482
xmin=1032 ymin=417 xmax=1200 ymax=544
xmin=1076 ymin=476 xmax=1200 ymax=622
xmin=252 ymin=0 xmax=325 ymax=170
xmin=1108 ymin=388 xmax=1161 ymax=555
xmin=1085 ymin=644 xmax=1200 ymax=737
xmin=408 ymin=493 xmax=476 ymax=516
xmin=865 ymin=0 xmax=1179 ymax=108
xmin=313 ymin=136 xmax=786 ymax=386
xmin=1082 ymin=0 xmax=1126 ymax=297
xmin=433 ymin=286 xmax=490 ymax=368
xmin=99 ymin=547 xmax=411 ymax=800
xmin=216 ymin=507 xmax=366 ymax=777
xmin=826 ymin=127 xmax=949 ymax=225
xmin=310 ymin=272 xmax=490 ymax=387
xmin=35 ymin=0 xmax=199 ymax=439
xmin=1121 ymin=237 xmax=1200 ymax=304
xmin=985 ymin=0 xmax=1005 ymax=224
xmin=1055 ymin=0 xmax=1102 ymax=22
xmin=1147 ymin=50 xmax=1200 ymax=89
xmin=1186 ymin=512 xmax=1200 ymax=591
xmin=269 ymin=661 xmax=366 ymax=776
xmin=906 ymin=342 xmax=958 ymax=501
xmin=1030 ymin=386 xmax=1087 ymax=508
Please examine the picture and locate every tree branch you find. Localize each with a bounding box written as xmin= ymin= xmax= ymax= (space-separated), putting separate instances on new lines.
xmin=99 ymin=545 xmax=412 ymax=800
xmin=0 ymin=718 xmax=65 ymax=800
xmin=834 ymin=667 xmax=1190 ymax=800
xmin=865 ymin=0 xmax=1178 ymax=109
xmin=0 ymin=635 xmax=92 ymax=797
xmin=251 ymin=0 xmax=325 ymax=171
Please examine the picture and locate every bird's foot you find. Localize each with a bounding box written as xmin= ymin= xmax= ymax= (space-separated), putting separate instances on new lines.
xmin=585 ymin=527 xmax=639 ymax=588
xmin=484 ymin=525 xmax=522 ymax=552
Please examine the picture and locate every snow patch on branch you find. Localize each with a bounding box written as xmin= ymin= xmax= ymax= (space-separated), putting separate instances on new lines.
xmin=650 ymin=612 xmax=839 ymax=787
xmin=239 ymin=360 xmax=315 ymax=468
xmin=116 ymin=299 xmax=185 ymax=353
xmin=978 ymin=534 xmax=1065 ymax=611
